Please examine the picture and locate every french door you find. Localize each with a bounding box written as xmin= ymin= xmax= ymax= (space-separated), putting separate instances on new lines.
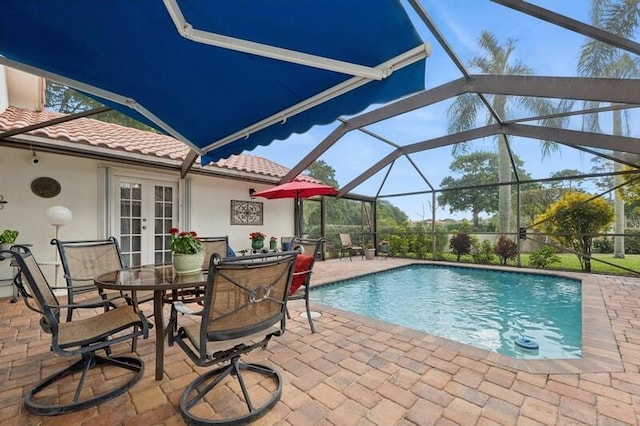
xmin=115 ymin=177 xmax=178 ymax=267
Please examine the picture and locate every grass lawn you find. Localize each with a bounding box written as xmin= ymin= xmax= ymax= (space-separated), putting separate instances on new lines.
xmin=438 ymin=252 xmax=640 ymax=275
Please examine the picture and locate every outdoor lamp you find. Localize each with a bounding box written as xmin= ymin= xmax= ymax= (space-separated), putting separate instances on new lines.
xmin=45 ymin=205 xmax=73 ymax=228
xmin=45 ymin=205 xmax=72 ymax=288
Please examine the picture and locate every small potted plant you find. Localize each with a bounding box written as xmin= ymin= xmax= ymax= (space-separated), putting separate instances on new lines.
xmin=269 ymin=236 xmax=278 ymax=250
xmin=250 ymin=231 xmax=267 ymax=250
xmin=169 ymin=228 xmax=204 ymax=274
xmin=364 ymin=243 xmax=376 ymax=260
xmin=0 ymin=229 xmax=19 ymax=250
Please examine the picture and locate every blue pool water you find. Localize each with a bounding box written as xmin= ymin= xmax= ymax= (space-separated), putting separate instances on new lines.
xmin=311 ymin=265 xmax=582 ymax=359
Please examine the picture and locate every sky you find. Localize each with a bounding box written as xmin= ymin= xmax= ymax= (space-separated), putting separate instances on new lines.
xmin=250 ymin=1 xmax=636 ymax=221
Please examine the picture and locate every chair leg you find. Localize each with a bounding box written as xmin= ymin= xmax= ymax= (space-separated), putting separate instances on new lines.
xmin=24 ymin=353 xmax=144 ymax=415
xmin=304 ymin=297 xmax=316 ymax=333
xmin=180 ymin=357 xmax=282 ymax=425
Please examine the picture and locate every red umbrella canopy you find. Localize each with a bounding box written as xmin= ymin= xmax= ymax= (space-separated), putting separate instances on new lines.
xmin=252 ymin=181 xmax=337 ymax=200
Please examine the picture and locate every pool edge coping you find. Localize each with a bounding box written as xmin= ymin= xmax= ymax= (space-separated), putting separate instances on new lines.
xmin=310 ymin=260 xmax=623 ymax=375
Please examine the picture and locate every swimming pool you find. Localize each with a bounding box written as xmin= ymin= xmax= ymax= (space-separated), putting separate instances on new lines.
xmin=311 ymin=264 xmax=582 ymax=359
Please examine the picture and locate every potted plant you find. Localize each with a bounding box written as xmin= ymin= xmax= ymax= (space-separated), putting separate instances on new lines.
xmin=0 ymin=229 xmax=19 ymax=250
xmin=250 ymin=232 xmax=266 ymax=250
xmin=269 ymin=236 xmax=278 ymax=250
xmin=378 ymin=239 xmax=390 ymax=257
xmin=364 ymin=243 xmax=376 ymax=260
xmin=169 ymin=228 xmax=204 ymax=274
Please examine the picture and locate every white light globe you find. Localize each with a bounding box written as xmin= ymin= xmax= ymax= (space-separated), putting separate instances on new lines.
xmin=45 ymin=206 xmax=73 ymax=226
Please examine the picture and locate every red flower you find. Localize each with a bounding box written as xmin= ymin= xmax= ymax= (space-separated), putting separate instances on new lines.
xmin=169 ymin=227 xmax=179 ymax=234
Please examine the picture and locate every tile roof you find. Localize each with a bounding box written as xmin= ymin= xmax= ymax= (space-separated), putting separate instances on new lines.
xmin=0 ymin=106 xmax=316 ymax=182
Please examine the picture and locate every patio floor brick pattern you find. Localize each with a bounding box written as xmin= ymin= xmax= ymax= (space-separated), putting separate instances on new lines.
xmin=1 ymin=257 xmax=640 ymax=425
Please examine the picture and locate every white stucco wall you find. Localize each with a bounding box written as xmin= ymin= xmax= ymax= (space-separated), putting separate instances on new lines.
xmin=190 ymin=175 xmax=295 ymax=253
xmin=0 ymin=145 xmax=296 ymax=297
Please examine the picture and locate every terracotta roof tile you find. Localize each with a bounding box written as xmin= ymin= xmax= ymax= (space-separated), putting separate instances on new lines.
xmin=0 ymin=106 xmax=318 ymax=182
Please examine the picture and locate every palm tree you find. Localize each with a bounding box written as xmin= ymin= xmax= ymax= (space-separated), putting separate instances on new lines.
xmin=578 ymin=0 xmax=640 ymax=258
xmin=447 ymin=31 xmax=564 ymax=234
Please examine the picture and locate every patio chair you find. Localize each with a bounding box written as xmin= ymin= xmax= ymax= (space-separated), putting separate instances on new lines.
xmin=165 ymin=236 xmax=230 ymax=327
xmin=339 ymin=233 xmax=363 ymax=261
xmin=288 ymin=237 xmax=324 ymax=332
xmin=52 ymin=237 xmax=153 ymax=322
xmin=1 ymin=245 xmax=148 ymax=415
xmin=170 ymin=251 xmax=297 ymax=425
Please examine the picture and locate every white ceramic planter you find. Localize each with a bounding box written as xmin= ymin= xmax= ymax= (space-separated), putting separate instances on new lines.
xmin=173 ymin=251 xmax=205 ymax=275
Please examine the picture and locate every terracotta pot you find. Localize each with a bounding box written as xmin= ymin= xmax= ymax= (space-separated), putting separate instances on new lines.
xmin=173 ymin=251 xmax=205 ymax=275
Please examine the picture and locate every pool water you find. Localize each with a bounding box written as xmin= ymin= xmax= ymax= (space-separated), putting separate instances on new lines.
xmin=311 ymin=265 xmax=582 ymax=359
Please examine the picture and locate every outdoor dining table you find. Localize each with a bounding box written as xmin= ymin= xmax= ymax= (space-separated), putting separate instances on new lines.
xmin=94 ymin=264 xmax=207 ymax=381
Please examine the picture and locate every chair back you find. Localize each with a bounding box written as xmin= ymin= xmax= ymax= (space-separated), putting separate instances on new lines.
xmin=289 ymin=237 xmax=323 ymax=295
xmin=52 ymin=237 xmax=125 ymax=295
xmin=199 ymin=252 xmax=297 ymax=348
xmin=291 ymin=237 xmax=323 ymax=259
xmin=3 ymin=246 xmax=61 ymax=333
xmin=199 ymin=236 xmax=229 ymax=269
xmin=339 ymin=233 xmax=353 ymax=247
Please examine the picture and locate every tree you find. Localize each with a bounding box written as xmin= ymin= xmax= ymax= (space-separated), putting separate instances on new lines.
xmin=305 ymin=160 xmax=339 ymax=188
xmin=447 ymin=31 xmax=566 ymax=234
xmin=438 ymin=151 xmax=529 ymax=227
xmin=534 ymin=192 xmax=614 ymax=272
xmin=548 ymin=170 xmax=585 ymax=191
xmin=578 ymin=0 xmax=640 ymax=258
xmin=438 ymin=151 xmax=498 ymax=226
xmin=45 ymin=82 xmax=158 ymax=132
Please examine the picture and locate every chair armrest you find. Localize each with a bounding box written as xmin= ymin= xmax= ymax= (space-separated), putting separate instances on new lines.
xmin=47 ymin=294 xmax=133 ymax=311
xmin=173 ymin=301 xmax=203 ymax=316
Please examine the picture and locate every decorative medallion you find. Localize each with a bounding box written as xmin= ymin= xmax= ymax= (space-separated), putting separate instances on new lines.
xmin=31 ymin=177 xmax=62 ymax=198
xmin=231 ymin=200 xmax=263 ymax=225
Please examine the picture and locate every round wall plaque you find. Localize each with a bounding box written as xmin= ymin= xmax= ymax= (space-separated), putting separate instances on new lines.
xmin=31 ymin=177 xmax=61 ymax=198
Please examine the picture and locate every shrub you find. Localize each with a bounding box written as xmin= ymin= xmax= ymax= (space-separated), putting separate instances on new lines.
xmin=528 ymin=245 xmax=561 ymax=269
xmin=474 ymin=239 xmax=496 ymax=264
xmin=450 ymin=232 xmax=472 ymax=261
xmin=494 ymin=235 xmax=518 ymax=265
xmin=593 ymin=237 xmax=614 ymax=253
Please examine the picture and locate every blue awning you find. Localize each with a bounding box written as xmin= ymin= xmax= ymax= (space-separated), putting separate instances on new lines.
xmin=0 ymin=1 xmax=427 ymax=164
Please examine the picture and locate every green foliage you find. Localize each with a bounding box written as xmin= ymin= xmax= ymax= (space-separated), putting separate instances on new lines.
xmin=534 ymin=191 xmax=614 ymax=272
xmin=169 ymin=228 xmax=203 ymax=254
xmin=449 ymin=232 xmax=472 ymax=261
xmin=593 ymin=237 xmax=614 ymax=254
xmin=624 ymin=231 xmax=640 ymax=254
xmin=45 ymin=82 xmax=159 ymax=132
xmin=0 ymin=229 xmax=18 ymax=244
xmin=305 ymin=160 xmax=339 ymax=188
xmin=388 ymin=234 xmax=409 ymax=257
xmin=493 ymin=235 xmax=518 ymax=265
xmin=438 ymin=151 xmax=500 ymax=226
xmin=528 ymin=245 xmax=561 ymax=269
xmin=474 ymin=239 xmax=496 ymax=264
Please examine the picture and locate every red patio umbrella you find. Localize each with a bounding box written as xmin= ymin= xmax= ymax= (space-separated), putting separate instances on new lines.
xmin=252 ymin=181 xmax=338 ymax=236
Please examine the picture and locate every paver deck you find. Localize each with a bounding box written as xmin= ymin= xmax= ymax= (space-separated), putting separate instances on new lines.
xmin=1 ymin=257 xmax=639 ymax=425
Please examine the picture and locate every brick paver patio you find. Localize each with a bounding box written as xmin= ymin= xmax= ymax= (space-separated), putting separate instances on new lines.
xmin=1 ymin=257 xmax=639 ymax=425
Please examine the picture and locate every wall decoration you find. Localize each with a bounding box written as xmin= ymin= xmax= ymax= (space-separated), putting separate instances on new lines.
xmin=31 ymin=177 xmax=62 ymax=198
xmin=231 ymin=200 xmax=263 ymax=225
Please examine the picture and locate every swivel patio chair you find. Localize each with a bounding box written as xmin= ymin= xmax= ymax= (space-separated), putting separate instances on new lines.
xmin=339 ymin=233 xmax=363 ymax=260
xmin=52 ymin=237 xmax=153 ymax=322
xmin=170 ymin=251 xmax=297 ymax=425
xmin=165 ymin=236 xmax=230 ymax=328
xmin=288 ymin=237 xmax=324 ymax=333
xmin=2 ymin=245 xmax=148 ymax=415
